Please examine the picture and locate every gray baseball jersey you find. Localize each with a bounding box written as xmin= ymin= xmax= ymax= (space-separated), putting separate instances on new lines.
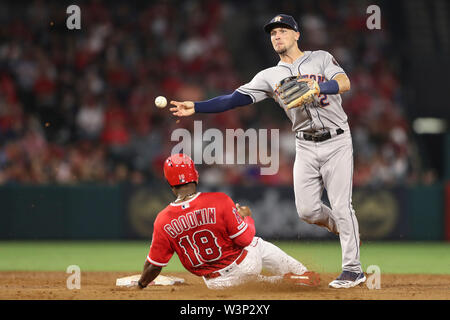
xmin=236 ymin=50 xmax=362 ymax=274
xmin=236 ymin=50 xmax=349 ymax=133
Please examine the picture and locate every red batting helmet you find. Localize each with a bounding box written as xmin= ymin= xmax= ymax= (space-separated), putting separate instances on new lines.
xmin=163 ymin=153 xmax=199 ymax=187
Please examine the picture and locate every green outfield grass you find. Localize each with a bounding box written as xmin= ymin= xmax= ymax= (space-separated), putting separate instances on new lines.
xmin=0 ymin=241 xmax=449 ymax=274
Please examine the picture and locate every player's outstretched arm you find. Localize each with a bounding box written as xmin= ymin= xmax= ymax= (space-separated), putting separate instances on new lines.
xmin=170 ymin=91 xmax=252 ymax=117
xmin=137 ymin=260 xmax=162 ymax=289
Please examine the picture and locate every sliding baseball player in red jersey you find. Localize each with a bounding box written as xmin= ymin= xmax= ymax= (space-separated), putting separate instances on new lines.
xmin=135 ymin=153 xmax=319 ymax=290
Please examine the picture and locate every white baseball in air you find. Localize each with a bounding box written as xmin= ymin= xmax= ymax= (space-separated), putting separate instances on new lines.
xmin=155 ymin=96 xmax=167 ymax=108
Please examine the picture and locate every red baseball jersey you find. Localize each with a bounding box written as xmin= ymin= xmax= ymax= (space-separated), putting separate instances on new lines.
xmin=147 ymin=192 xmax=255 ymax=276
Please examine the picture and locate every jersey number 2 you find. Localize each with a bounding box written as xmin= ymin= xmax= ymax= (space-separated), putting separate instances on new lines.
xmin=179 ymin=230 xmax=222 ymax=267
xmin=319 ymin=94 xmax=330 ymax=107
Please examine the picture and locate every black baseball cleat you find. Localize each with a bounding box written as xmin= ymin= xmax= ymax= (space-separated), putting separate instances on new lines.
xmin=328 ymin=271 xmax=366 ymax=288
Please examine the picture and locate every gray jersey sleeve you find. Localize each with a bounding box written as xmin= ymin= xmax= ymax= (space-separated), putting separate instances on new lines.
xmin=322 ymin=51 xmax=346 ymax=80
xmin=236 ymin=70 xmax=272 ymax=103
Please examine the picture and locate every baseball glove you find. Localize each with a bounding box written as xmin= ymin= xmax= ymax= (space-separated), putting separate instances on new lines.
xmin=276 ymin=76 xmax=320 ymax=110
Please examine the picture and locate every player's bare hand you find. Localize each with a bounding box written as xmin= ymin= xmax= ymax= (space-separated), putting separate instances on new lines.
xmin=236 ymin=203 xmax=252 ymax=218
xmin=170 ymin=101 xmax=195 ymax=117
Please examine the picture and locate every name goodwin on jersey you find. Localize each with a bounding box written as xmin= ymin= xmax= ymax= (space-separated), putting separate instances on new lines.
xmin=163 ymin=208 xmax=217 ymax=238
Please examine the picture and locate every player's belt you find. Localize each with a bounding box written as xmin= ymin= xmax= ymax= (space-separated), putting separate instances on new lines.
xmin=203 ymin=249 xmax=248 ymax=279
xmin=297 ymin=128 xmax=344 ymax=142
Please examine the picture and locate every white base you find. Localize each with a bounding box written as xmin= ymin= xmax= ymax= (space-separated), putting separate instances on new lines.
xmin=116 ymin=274 xmax=185 ymax=287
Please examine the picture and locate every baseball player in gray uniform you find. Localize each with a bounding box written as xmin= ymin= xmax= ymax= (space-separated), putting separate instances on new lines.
xmin=170 ymin=14 xmax=365 ymax=288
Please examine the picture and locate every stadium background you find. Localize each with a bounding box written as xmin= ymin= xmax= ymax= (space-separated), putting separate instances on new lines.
xmin=0 ymin=0 xmax=449 ymax=287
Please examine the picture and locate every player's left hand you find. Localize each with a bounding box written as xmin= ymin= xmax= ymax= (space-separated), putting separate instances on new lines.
xmin=276 ymin=76 xmax=320 ymax=110
xmin=236 ymin=204 xmax=252 ymax=218
xmin=298 ymin=78 xmax=320 ymax=94
xmin=287 ymin=78 xmax=320 ymax=110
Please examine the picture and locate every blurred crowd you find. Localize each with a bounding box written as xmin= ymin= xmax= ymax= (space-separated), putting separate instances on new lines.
xmin=0 ymin=0 xmax=425 ymax=187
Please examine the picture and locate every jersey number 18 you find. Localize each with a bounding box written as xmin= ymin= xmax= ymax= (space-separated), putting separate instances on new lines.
xmin=179 ymin=230 xmax=222 ymax=267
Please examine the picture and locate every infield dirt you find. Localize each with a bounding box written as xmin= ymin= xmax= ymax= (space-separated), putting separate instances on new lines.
xmin=0 ymin=271 xmax=449 ymax=300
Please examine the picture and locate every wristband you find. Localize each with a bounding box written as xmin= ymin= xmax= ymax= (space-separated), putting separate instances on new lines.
xmin=318 ymin=80 xmax=339 ymax=94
